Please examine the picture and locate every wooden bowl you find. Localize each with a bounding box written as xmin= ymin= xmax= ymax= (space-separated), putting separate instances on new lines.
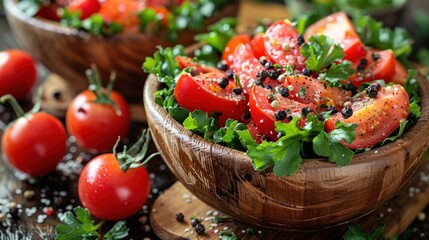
xmin=144 ymin=73 xmax=429 ymax=230
xmin=4 ymin=0 xmax=239 ymax=103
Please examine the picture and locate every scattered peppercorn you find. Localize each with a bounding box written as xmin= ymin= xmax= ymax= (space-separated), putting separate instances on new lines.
xmin=268 ymin=69 xmax=281 ymax=80
xmin=327 ymin=106 xmax=338 ymax=114
xmin=243 ymin=109 xmax=251 ymax=120
xmin=190 ymin=218 xmax=200 ymax=227
xmin=225 ymin=69 xmax=234 ymax=79
xmin=357 ymin=64 xmax=366 ymax=72
xmin=301 ymin=107 xmax=313 ymax=117
xmin=217 ymin=61 xmax=228 ymax=71
xmin=256 ymin=70 xmax=268 ymax=82
xmin=218 ymin=78 xmax=229 ymax=89
xmin=342 ymin=83 xmax=357 ymax=95
xmin=264 ymin=61 xmax=274 ymax=69
xmin=371 ymin=53 xmax=380 ymax=61
xmin=341 ymin=106 xmax=353 ymax=119
xmin=302 ymin=68 xmax=312 ymax=77
xmin=265 ymin=84 xmax=272 ymax=90
xmin=176 ymin=213 xmax=185 ymax=222
xmin=232 ymin=88 xmax=242 ymax=95
xmin=195 ymin=223 xmax=206 ymax=235
xmin=297 ymin=35 xmax=305 ymax=46
xmin=366 ymin=82 xmax=381 ymax=98
xmin=278 ymin=87 xmax=289 ymax=97
xmin=360 ymin=58 xmax=368 ymax=66
xmin=275 ymin=110 xmax=287 ymax=120
xmin=259 ymin=58 xmax=268 ymax=66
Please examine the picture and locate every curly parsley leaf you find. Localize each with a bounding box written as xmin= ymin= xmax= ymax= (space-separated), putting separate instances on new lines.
xmin=55 ymin=207 xmax=128 ymax=240
xmin=354 ymin=15 xmax=412 ymax=59
xmin=343 ymin=223 xmax=385 ymax=240
xmin=183 ymin=110 xmax=218 ymax=140
xmin=300 ymin=35 xmax=354 ymax=86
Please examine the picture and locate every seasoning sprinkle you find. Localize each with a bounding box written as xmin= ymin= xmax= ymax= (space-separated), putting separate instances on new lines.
xmin=341 ymin=106 xmax=353 ymax=119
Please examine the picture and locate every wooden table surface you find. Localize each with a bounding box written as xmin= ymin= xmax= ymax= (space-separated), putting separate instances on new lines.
xmin=1 ymin=1 xmax=429 ymax=239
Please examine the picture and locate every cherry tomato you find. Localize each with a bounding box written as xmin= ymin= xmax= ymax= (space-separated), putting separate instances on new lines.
xmin=78 ymin=153 xmax=150 ymax=220
xmin=176 ymin=55 xmax=223 ymax=75
xmin=392 ymin=59 xmax=408 ymax=85
xmin=327 ymin=84 xmax=409 ymax=149
xmin=153 ymin=6 xmax=169 ymax=26
xmin=66 ymin=89 xmax=130 ymax=152
xmin=304 ymin=12 xmax=367 ymax=62
xmin=174 ymin=72 xmax=248 ymax=126
xmin=67 ymin=0 xmax=101 ymax=20
xmin=221 ymin=34 xmax=251 ymax=67
xmin=264 ymin=20 xmax=306 ymax=70
xmin=349 ymin=49 xmax=395 ymax=87
xmin=249 ymin=85 xmax=315 ymax=140
xmin=0 ymin=50 xmax=37 ymax=100
xmin=99 ymin=0 xmax=145 ymax=31
xmin=2 ymin=111 xmax=67 ymax=176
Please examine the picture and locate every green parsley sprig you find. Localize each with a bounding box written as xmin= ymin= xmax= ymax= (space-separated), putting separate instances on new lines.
xmin=55 ymin=207 xmax=129 ymax=240
xmin=300 ymin=35 xmax=355 ymax=87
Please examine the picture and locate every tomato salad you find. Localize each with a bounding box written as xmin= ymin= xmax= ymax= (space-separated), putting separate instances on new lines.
xmin=144 ymin=13 xmax=420 ymax=176
xmin=18 ymin=0 xmax=233 ymax=38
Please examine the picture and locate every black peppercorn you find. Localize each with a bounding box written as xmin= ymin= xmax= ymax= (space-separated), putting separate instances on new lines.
xmin=371 ymin=53 xmax=380 ymax=61
xmin=176 ymin=213 xmax=185 ymax=222
xmin=264 ymin=61 xmax=274 ymax=69
xmin=341 ymin=106 xmax=353 ymax=119
xmin=232 ymin=88 xmax=242 ymax=95
xmin=302 ymin=68 xmax=312 ymax=77
xmin=275 ymin=110 xmax=287 ymax=120
xmin=225 ymin=69 xmax=234 ymax=79
xmin=268 ymin=69 xmax=281 ymax=80
xmin=217 ymin=61 xmax=228 ymax=71
xmin=297 ymin=35 xmax=305 ymax=46
xmin=327 ymin=106 xmax=338 ymax=114
xmin=278 ymin=87 xmax=289 ymax=97
xmin=342 ymin=83 xmax=357 ymax=95
xmin=366 ymin=82 xmax=381 ymax=98
xmin=259 ymin=58 xmax=268 ymax=66
xmin=357 ymin=64 xmax=366 ymax=72
xmin=256 ymin=70 xmax=268 ymax=82
xmin=190 ymin=218 xmax=200 ymax=227
xmin=301 ymin=107 xmax=313 ymax=117
xmin=218 ymin=78 xmax=229 ymax=89
xmin=360 ymin=58 xmax=368 ymax=66
xmin=195 ymin=223 xmax=206 ymax=235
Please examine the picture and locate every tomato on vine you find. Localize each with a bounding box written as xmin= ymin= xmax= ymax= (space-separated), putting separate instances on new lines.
xmin=66 ymin=65 xmax=131 ymax=152
xmin=0 ymin=91 xmax=67 ymax=177
xmin=78 ymin=130 xmax=158 ymax=220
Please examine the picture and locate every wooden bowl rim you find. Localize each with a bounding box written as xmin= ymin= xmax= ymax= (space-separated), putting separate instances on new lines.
xmin=144 ymin=72 xmax=429 ymax=172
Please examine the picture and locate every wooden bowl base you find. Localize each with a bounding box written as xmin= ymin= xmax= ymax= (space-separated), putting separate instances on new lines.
xmin=151 ymin=160 xmax=429 ymax=239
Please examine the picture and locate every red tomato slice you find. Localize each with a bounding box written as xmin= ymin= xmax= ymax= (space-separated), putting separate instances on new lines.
xmin=285 ymin=75 xmax=351 ymax=110
xmin=304 ymin=12 xmax=367 ymax=62
xmin=349 ymin=49 xmax=396 ymax=87
xmin=249 ymin=85 xmax=316 ymax=140
xmin=68 ymin=0 xmax=101 ymax=20
xmin=176 ymin=56 xmax=223 ymax=75
xmin=222 ymin=34 xmax=251 ymax=67
xmin=392 ymin=59 xmax=408 ymax=86
xmin=247 ymin=121 xmax=265 ymax=144
xmin=251 ymin=32 xmax=272 ymax=62
xmin=99 ymin=0 xmax=145 ymax=31
xmin=35 ymin=4 xmax=61 ymax=21
xmin=329 ymin=84 xmax=409 ymax=149
xmin=230 ymin=44 xmax=265 ymax=94
xmin=264 ymin=20 xmax=306 ymax=69
xmin=174 ymin=72 xmax=248 ymax=126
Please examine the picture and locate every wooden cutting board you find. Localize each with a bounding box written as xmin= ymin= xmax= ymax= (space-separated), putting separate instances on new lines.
xmin=150 ymin=157 xmax=429 ymax=239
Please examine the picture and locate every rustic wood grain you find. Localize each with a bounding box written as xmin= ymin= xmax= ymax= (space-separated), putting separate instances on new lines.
xmin=144 ymin=72 xmax=429 ymax=230
xmin=3 ymin=0 xmax=240 ymax=103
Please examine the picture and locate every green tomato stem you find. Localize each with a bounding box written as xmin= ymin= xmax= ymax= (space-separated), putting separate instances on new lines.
xmin=0 ymin=94 xmax=25 ymax=118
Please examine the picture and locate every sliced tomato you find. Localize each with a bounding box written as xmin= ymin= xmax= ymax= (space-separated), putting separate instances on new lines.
xmin=247 ymin=121 xmax=265 ymax=144
xmin=392 ymin=59 xmax=408 ymax=86
xmin=285 ymin=75 xmax=351 ymax=110
xmin=349 ymin=49 xmax=396 ymax=87
xmin=230 ymin=44 xmax=265 ymax=94
xmin=249 ymin=85 xmax=316 ymax=140
xmin=176 ymin=56 xmax=223 ymax=75
xmin=264 ymin=20 xmax=306 ymax=69
xmin=251 ymin=32 xmax=271 ymax=62
xmin=174 ymin=72 xmax=248 ymax=126
xmin=304 ymin=12 xmax=367 ymax=62
xmin=152 ymin=6 xmax=170 ymax=26
xmin=67 ymin=0 xmax=101 ymax=20
xmin=329 ymin=84 xmax=409 ymax=149
xmin=222 ymin=34 xmax=251 ymax=67
xmin=99 ymin=0 xmax=145 ymax=31
xmin=35 ymin=3 xmax=61 ymax=21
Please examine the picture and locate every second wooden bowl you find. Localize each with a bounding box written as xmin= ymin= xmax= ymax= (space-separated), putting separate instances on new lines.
xmin=4 ymin=0 xmax=239 ymax=103
xmin=144 ymin=73 xmax=429 ymax=230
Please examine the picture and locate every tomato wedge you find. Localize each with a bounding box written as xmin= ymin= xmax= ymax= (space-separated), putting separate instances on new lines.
xmin=285 ymin=75 xmax=351 ymax=110
xmin=392 ymin=59 xmax=408 ymax=86
xmin=222 ymin=34 xmax=251 ymax=67
xmin=174 ymin=72 xmax=248 ymax=126
xmin=251 ymin=32 xmax=272 ymax=62
xmin=264 ymin=20 xmax=306 ymax=69
xmin=304 ymin=12 xmax=367 ymax=62
xmin=349 ymin=49 xmax=396 ymax=87
xmin=249 ymin=85 xmax=316 ymax=140
xmin=328 ymin=84 xmax=409 ymax=149
xmin=176 ymin=56 xmax=223 ymax=75
xmin=230 ymin=44 xmax=266 ymax=94
xmin=68 ymin=0 xmax=101 ymax=20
